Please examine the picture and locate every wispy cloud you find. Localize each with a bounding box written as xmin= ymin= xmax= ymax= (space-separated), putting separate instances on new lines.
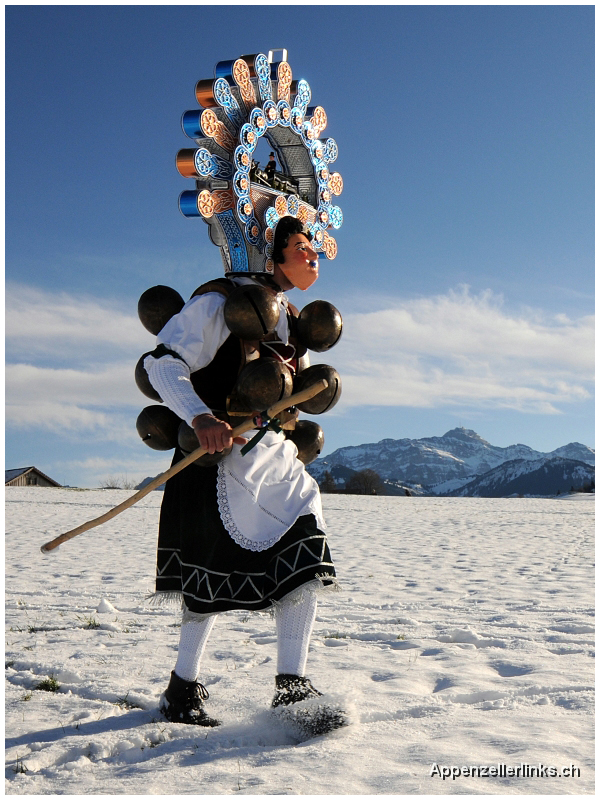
xmin=6 ymin=362 xmax=140 ymax=408
xmin=330 ymin=286 xmax=593 ymax=414
xmin=5 ymin=363 xmax=142 ymax=441
xmin=5 ymin=283 xmax=152 ymax=363
xmin=59 ymin=453 xmax=173 ymax=488
xmin=5 ymin=284 xmax=594 ymax=447
xmin=6 ymin=285 xmax=154 ymax=439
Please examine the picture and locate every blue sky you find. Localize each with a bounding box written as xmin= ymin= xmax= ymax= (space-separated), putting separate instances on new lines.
xmin=5 ymin=4 xmax=594 ymax=488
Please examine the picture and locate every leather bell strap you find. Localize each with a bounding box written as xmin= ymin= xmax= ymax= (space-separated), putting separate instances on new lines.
xmin=240 ymin=413 xmax=283 ymax=456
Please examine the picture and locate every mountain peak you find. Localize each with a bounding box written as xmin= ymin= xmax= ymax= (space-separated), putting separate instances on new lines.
xmin=441 ymin=427 xmax=489 ymax=444
xmin=307 ymin=428 xmax=594 ymax=497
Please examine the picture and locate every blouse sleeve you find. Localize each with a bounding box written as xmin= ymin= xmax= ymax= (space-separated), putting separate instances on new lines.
xmin=143 ymin=292 xmax=231 ymax=426
xmin=155 ymin=292 xmax=230 ymax=372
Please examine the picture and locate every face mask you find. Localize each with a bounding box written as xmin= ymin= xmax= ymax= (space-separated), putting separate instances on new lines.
xmin=278 ymin=234 xmax=319 ymax=290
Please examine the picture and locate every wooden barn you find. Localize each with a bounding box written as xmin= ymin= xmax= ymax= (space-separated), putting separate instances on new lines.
xmin=5 ymin=467 xmax=61 ymax=488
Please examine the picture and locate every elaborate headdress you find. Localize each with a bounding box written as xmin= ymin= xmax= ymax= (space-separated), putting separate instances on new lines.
xmin=176 ymin=49 xmax=343 ymax=274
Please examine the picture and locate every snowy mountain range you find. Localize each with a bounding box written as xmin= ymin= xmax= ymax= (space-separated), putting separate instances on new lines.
xmin=307 ymin=428 xmax=595 ymax=497
xmin=445 ymin=456 xmax=594 ymax=498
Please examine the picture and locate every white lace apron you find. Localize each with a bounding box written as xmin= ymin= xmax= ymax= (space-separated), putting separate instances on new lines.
xmin=216 ymin=431 xmax=326 ymax=552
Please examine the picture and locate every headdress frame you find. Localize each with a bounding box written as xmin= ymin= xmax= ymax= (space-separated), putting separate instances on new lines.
xmin=176 ymin=50 xmax=343 ymax=275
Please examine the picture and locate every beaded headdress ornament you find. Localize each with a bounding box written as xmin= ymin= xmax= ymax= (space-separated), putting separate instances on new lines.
xmin=177 ymin=49 xmax=343 ymax=274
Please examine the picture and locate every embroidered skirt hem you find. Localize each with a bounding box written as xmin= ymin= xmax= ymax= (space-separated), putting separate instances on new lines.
xmin=155 ymin=451 xmax=337 ymax=616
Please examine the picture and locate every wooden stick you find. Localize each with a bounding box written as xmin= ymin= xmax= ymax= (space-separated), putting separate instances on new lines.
xmin=40 ymin=379 xmax=327 ymax=554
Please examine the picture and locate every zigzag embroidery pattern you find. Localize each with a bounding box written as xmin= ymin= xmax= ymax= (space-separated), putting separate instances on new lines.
xmin=158 ymin=534 xmax=332 ymax=606
xmin=156 ymin=548 xmax=181 ymax=580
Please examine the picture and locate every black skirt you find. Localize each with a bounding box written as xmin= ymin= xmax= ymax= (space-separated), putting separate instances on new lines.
xmin=155 ymin=449 xmax=336 ymax=615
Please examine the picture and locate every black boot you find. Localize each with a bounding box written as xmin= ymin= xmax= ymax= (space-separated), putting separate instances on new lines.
xmin=159 ymin=671 xmax=221 ymax=726
xmin=271 ymin=674 xmax=347 ymax=737
xmin=271 ymin=673 xmax=323 ymax=708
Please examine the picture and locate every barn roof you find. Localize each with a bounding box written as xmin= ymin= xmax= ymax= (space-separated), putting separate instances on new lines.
xmin=5 ymin=467 xmax=31 ymax=482
xmin=5 ymin=466 xmax=61 ymax=486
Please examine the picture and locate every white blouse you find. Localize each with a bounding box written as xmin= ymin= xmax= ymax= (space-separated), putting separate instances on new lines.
xmin=144 ymin=278 xmax=325 ymax=551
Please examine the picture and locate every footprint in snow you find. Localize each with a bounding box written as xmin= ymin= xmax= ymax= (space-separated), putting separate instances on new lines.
xmin=370 ymin=672 xmax=399 ymax=682
xmin=432 ymin=677 xmax=455 ymax=693
xmin=490 ymin=662 xmax=534 ymax=678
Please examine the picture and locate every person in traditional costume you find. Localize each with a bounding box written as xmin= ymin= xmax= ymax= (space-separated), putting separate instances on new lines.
xmin=143 ymin=217 xmax=340 ymax=725
xmin=135 ymin=50 xmax=345 ymax=729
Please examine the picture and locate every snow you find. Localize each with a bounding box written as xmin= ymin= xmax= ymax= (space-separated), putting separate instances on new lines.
xmin=428 ymin=477 xmax=475 ymax=495
xmin=95 ymin=599 xmax=119 ymax=615
xmin=5 ymin=487 xmax=594 ymax=795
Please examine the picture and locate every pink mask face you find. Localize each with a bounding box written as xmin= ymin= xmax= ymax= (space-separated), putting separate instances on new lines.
xmin=278 ymin=234 xmax=319 ymax=290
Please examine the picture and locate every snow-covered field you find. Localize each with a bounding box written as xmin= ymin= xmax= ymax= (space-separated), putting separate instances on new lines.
xmin=5 ymin=488 xmax=594 ymax=795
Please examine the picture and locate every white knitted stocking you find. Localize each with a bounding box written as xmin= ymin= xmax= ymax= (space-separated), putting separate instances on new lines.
xmin=173 ymin=615 xmax=216 ymax=682
xmin=275 ymin=591 xmax=318 ymax=677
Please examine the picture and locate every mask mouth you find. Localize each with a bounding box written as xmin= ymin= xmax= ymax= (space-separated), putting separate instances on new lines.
xmin=281 ymin=262 xmax=318 ymax=291
xmin=297 ymin=268 xmax=319 ymax=290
